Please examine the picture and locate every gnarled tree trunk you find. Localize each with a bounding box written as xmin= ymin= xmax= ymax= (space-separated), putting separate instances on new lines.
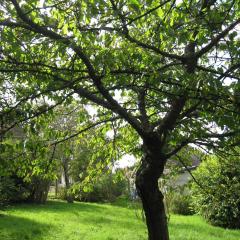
xmin=136 ymin=142 xmax=169 ymax=240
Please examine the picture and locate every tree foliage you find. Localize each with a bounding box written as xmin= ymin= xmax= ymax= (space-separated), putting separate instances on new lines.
xmin=0 ymin=0 xmax=239 ymax=150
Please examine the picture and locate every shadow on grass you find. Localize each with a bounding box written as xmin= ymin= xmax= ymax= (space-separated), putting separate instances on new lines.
xmin=170 ymin=221 xmax=240 ymax=239
xmin=11 ymin=199 xmax=143 ymax=216
xmin=80 ymin=214 xmax=144 ymax=231
xmin=4 ymin=200 xmax=146 ymax=234
xmin=10 ymin=200 xmax=105 ymax=214
xmin=110 ymin=197 xmax=141 ymax=209
xmin=0 ymin=214 xmax=51 ymax=240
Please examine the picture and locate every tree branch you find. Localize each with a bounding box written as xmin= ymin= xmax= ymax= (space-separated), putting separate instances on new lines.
xmin=50 ymin=116 xmax=120 ymax=146
xmin=165 ymin=140 xmax=190 ymax=159
xmin=0 ymin=91 xmax=75 ymax=136
xmin=110 ymin=0 xmax=184 ymax=61
xmin=137 ymin=85 xmax=150 ymax=130
xmin=128 ymin=0 xmax=171 ymax=25
xmin=196 ymin=19 xmax=240 ymax=58
xmin=9 ymin=0 xmax=145 ymax=138
xmin=157 ymin=97 xmax=187 ymax=136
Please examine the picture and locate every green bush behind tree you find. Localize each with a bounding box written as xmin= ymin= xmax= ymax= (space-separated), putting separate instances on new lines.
xmin=70 ymin=171 xmax=127 ymax=203
xmin=167 ymin=189 xmax=194 ymax=216
xmin=191 ymin=154 xmax=240 ymax=229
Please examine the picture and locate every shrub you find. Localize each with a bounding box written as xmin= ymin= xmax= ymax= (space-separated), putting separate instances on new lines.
xmin=0 ymin=175 xmax=50 ymax=206
xmin=56 ymin=186 xmax=68 ymax=200
xmin=0 ymin=177 xmax=14 ymax=208
xmin=191 ymin=155 xmax=240 ymax=229
xmin=25 ymin=177 xmax=50 ymax=204
xmin=0 ymin=176 xmax=30 ymax=207
xmin=163 ymin=184 xmax=194 ymax=216
xmin=72 ymin=173 xmax=127 ymax=203
xmin=169 ymin=192 xmax=194 ymax=215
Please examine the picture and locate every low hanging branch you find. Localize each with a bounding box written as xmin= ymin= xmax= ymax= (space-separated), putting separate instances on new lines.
xmin=50 ymin=116 xmax=120 ymax=146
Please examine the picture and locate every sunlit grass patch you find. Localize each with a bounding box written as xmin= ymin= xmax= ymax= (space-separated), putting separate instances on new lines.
xmin=0 ymin=200 xmax=239 ymax=240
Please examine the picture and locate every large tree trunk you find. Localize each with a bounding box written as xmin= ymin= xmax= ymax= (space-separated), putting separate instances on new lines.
xmin=136 ymin=146 xmax=169 ymax=240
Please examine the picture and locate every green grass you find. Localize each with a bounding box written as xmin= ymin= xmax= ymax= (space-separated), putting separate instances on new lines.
xmin=0 ymin=200 xmax=240 ymax=240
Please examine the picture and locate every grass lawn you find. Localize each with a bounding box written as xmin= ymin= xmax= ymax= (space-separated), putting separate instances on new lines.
xmin=0 ymin=200 xmax=240 ymax=240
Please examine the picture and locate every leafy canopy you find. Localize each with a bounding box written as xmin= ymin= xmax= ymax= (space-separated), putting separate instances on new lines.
xmin=0 ymin=0 xmax=240 ymax=158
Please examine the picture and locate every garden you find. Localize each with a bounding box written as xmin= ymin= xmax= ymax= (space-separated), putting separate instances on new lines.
xmin=1 ymin=1 xmax=240 ymax=239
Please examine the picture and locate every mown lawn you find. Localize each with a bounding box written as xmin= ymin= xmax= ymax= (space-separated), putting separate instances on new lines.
xmin=0 ymin=200 xmax=239 ymax=240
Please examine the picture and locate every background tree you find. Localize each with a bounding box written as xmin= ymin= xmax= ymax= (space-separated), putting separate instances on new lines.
xmin=52 ymin=104 xmax=88 ymax=203
xmin=52 ymin=104 xmax=122 ymax=203
xmin=1 ymin=1 xmax=240 ymax=239
xmin=0 ymin=113 xmax=57 ymax=204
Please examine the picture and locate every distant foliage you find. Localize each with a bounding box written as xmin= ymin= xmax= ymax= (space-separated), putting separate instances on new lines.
xmin=169 ymin=192 xmax=194 ymax=216
xmin=0 ymin=175 xmax=50 ymax=206
xmin=164 ymin=184 xmax=194 ymax=216
xmin=25 ymin=177 xmax=50 ymax=204
xmin=0 ymin=176 xmax=30 ymax=207
xmin=191 ymin=155 xmax=240 ymax=229
xmin=56 ymin=186 xmax=68 ymax=201
xmin=72 ymin=172 xmax=127 ymax=203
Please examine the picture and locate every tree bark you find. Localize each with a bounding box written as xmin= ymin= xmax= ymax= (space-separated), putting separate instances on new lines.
xmin=55 ymin=179 xmax=58 ymax=198
xmin=136 ymin=146 xmax=169 ymax=240
xmin=62 ymin=158 xmax=74 ymax=203
xmin=27 ymin=177 xmax=50 ymax=204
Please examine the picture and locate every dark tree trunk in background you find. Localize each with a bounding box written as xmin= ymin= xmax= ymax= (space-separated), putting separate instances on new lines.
xmin=27 ymin=178 xmax=50 ymax=204
xmin=136 ymin=139 xmax=169 ymax=240
xmin=55 ymin=179 xmax=58 ymax=198
xmin=62 ymin=158 xmax=73 ymax=203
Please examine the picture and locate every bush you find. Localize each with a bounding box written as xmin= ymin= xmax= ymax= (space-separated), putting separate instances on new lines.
xmin=0 ymin=177 xmax=14 ymax=208
xmin=0 ymin=175 xmax=50 ymax=206
xmin=164 ymin=185 xmax=194 ymax=216
xmin=0 ymin=176 xmax=30 ymax=207
xmin=56 ymin=186 xmax=68 ymax=200
xmin=72 ymin=173 xmax=127 ymax=203
xmin=191 ymin=155 xmax=240 ymax=229
xmin=169 ymin=192 xmax=194 ymax=215
xmin=25 ymin=177 xmax=50 ymax=204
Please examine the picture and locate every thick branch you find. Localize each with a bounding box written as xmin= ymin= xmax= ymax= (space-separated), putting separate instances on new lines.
xmin=51 ymin=116 xmax=120 ymax=146
xmin=110 ymin=0 xmax=184 ymax=61
xmin=0 ymin=19 xmax=33 ymax=31
xmin=9 ymin=0 xmax=145 ymax=138
xmin=196 ymin=19 xmax=240 ymax=58
xmin=157 ymin=97 xmax=186 ymax=136
xmin=138 ymin=87 xmax=150 ymax=130
xmin=128 ymin=0 xmax=171 ymax=25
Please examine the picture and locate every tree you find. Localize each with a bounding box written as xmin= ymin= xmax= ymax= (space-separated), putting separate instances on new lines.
xmin=52 ymin=104 xmax=118 ymax=203
xmin=0 ymin=112 xmax=58 ymax=203
xmin=52 ymin=104 xmax=88 ymax=203
xmin=1 ymin=1 xmax=240 ymax=239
